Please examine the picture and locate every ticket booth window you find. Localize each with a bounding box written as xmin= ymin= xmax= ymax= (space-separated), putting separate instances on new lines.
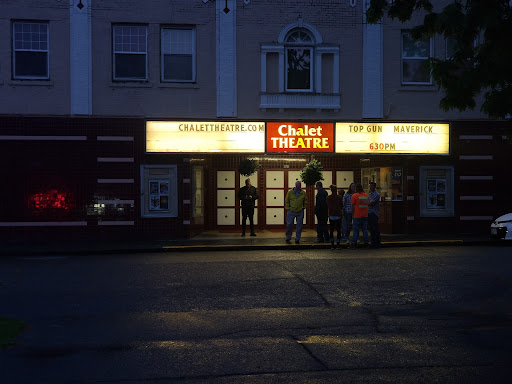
xmin=361 ymin=167 xmax=403 ymax=201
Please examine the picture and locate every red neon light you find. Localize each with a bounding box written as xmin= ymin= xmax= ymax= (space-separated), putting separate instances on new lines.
xmin=29 ymin=189 xmax=74 ymax=212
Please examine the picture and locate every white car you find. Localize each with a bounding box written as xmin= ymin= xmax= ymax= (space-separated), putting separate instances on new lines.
xmin=490 ymin=213 xmax=512 ymax=240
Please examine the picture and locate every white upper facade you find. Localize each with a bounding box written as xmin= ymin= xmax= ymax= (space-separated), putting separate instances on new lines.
xmin=0 ymin=0 xmax=487 ymax=120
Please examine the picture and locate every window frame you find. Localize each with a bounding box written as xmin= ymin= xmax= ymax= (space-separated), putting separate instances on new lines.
xmin=112 ymin=24 xmax=148 ymax=81
xmin=446 ymin=35 xmax=480 ymax=61
xmin=12 ymin=21 xmax=50 ymax=80
xmin=445 ymin=36 xmax=457 ymax=60
xmin=401 ymin=31 xmax=433 ymax=85
xmin=285 ymin=29 xmax=314 ymax=92
xmin=161 ymin=26 xmax=196 ymax=83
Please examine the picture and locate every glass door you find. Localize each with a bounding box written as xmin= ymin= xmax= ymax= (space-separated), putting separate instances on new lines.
xmin=192 ymin=166 xmax=204 ymax=225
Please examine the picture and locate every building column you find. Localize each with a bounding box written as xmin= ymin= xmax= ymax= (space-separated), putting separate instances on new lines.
xmin=278 ymin=49 xmax=284 ymax=93
xmin=315 ymin=51 xmax=322 ymax=93
xmin=70 ymin=0 xmax=92 ymax=115
xmin=260 ymin=51 xmax=267 ymax=93
xmin=216 ymin=0 xmax=237 ymax=117
xmin=362 ymin=0 xmax=383 ymax=118
xmin=333 ymin=51 xmax=340 ymax=93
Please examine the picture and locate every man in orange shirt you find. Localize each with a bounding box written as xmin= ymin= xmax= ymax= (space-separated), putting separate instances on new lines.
xmin=350 ymin=183 xmax=370 ymax=249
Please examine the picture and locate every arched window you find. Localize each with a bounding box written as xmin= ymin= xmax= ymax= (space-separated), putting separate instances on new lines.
xmin=285 ymin=29 xmax=314 ymax=91
xmin=260 ymin=20 xmax=340 ymax=110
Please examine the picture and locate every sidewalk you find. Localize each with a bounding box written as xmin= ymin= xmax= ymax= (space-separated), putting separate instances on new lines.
xmin=0 ymin=229 xmax=500 ymax=257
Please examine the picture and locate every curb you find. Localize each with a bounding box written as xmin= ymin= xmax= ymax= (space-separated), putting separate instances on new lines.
xmin=160 ymin=239 xmax=467 ymax=253
xmin=1 ymin=239 xmax=505 ymax=257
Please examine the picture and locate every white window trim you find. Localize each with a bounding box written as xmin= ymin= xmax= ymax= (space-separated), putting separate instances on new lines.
xmin=160 ymin=26 xmax=196 ymax=83
xmin=113 ymin=25 xmax=148 ymax=81
xmin=283 ymin=22 xmax=319 ymax=93
xmin=12 ymin=21 xmax=50 ymax=80
xmin=283 ymin=28 xmax=316 ymax=92
xmin=140 ymin=165 xmax=178 ymax=218
xmin=401 ymin=31 xmax=433 ymax=85
xmin=278 ymin=21 xmax=323 ymax=45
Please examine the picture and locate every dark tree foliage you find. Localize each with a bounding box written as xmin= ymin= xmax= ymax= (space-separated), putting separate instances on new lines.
xmin=367 ymin=0 xmax=512 ymax=119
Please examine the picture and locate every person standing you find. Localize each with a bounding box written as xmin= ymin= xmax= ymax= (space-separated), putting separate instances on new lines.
xmin=343 ymin=183 xmax=356 ymax=245
xmin=368 ymin=181 xmax=381 ymax=248
xmin=238 ymin=178 xmax=258 ymax=237
xmin=314 ymin=181 xmax=329 ymax=243
xmin=285 ymin=180 xmax=307 ymax=244
xmin=326 ymin=185 xmax=344 ymax=249
xmin=350 ymin=183 xmax=370 ymax=249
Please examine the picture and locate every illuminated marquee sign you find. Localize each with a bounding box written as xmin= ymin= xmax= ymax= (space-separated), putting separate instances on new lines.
xmin=146 ymin=121 xmax=265 ymax=153
xmin=266 ymin=122 xmax=334 ymax=153
xmin=335 ymin=123 xmax=450 ymax=154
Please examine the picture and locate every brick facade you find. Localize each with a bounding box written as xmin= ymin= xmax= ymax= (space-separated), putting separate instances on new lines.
xmin=0 ymin=1 xmax=510 ymax=240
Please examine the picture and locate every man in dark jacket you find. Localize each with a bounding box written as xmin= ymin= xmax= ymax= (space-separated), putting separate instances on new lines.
xmin=238 ymin=178 xmax=258 ymax=237
xmin=315 ymin=181 xmax=329 ymax=243
xmin=327 ymin=185 xmax=344 ymax=249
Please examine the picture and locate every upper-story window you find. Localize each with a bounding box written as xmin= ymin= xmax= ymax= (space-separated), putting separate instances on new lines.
xmin=285 ymin=29 xmax=313 ymax=92
xmin=161 ymin=27 xmax=195 ymax=82
xmin=401 ymin=31 xmax=432 ymax=84
xmin=445 ymin=37 xmax=457 ymax=59
xmin=260 ymin=20 xmax=340 ymax=110
xmin=113 ymin=25 xmax=147 ymax=81
xmin=12 ymin=21 xmax=49 ymax=80
xmin=446 ymin=35 xmax=479 ymax=60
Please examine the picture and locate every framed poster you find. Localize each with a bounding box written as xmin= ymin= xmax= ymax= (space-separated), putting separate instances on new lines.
xmin=426 ymin=178 xmax=446 ymax=209
xmin=149 ymin=180 xmax=170 ymax=211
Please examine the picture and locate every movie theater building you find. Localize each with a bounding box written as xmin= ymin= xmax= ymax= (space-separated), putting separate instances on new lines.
xmin=144 ymin=119 xmax=509 ymax=238
xmin=0 ymin=0 xmax=510 ymax=240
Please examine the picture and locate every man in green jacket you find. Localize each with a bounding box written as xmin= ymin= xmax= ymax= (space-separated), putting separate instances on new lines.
xmin=285 ymin=180 xmax=307 ymax=244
